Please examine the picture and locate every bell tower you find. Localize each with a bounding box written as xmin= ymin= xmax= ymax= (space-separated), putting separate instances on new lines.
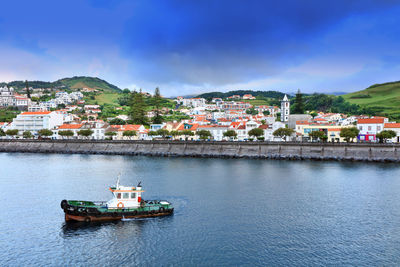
xmin=280 ymin=94 xmax=290 ymax=122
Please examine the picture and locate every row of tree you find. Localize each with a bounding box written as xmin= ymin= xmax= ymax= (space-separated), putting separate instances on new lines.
xmin=0 ymin=129 xmax=95 ymax=139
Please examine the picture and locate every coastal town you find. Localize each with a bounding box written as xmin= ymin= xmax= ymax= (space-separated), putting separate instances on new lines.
xmin=0 ymin=84 xmax=399 ymax=143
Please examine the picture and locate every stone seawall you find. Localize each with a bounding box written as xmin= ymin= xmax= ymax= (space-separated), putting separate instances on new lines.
xmin=1 ymin=140 xmax=400 ymax=162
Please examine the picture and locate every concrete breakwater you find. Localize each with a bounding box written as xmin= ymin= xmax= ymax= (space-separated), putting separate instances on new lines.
xmin=1 ymin=139 xmax=400 ymax=162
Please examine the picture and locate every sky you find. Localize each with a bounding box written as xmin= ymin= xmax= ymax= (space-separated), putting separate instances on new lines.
xmin=1 ymin=0 xmax=400 ymax=96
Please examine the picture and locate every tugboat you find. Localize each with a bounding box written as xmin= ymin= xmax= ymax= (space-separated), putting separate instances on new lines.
xmin=60 ymin=178 xmax=174 ymax=222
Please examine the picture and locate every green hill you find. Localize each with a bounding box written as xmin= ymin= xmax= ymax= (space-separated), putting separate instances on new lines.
xmin=56 ymin=76 xmax=121 ymax=93
xmin=343 ymin=81 xmax=400 ymax=116
xmin=0 ymin=76 xmax=121 ymax=93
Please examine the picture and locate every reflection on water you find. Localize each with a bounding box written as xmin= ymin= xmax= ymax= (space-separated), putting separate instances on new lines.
xmin=1 ymin=153 xmax=400 ymax=266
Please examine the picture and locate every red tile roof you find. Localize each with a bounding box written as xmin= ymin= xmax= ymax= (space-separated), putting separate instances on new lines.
xmin=21 ymin=111 xmax=51 ymax=115
xmin=384 ymin=123 xmax=400 ymax=128
xmin=58 ymin=124 xmax=83 ymax=129
xmin=358 ymin=118 xmax=385 ymax=124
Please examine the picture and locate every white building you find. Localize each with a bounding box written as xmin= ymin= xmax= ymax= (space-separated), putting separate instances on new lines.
xmin=0 ymin=86 xmax=15 ymax=107
xmin=198 ymin=125 xmax=229 ymax=141
xmin=357 ymin=117 xmax=388 ymax=142
xmin=179 ymin=98 xmax=206 ymax=108
xmin=10 ymin=111 xmax=64 ymax=135
xmin=281 ymin=94 xmax=290 ymax=122
xmin=384 ymin=123 xmax=400 ymax=143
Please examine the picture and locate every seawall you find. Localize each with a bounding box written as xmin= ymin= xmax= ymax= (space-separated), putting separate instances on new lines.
xmin=1 ymin=140 xmax=400 ymax=162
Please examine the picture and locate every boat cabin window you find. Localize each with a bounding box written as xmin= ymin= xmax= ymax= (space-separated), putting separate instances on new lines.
xmin=131 ymin=193 xmax=136 ymax=199
xmin=117 ymin=193 xmax=121 ymax=199
xmin=123 ymin=193 xmax=129 ymax=199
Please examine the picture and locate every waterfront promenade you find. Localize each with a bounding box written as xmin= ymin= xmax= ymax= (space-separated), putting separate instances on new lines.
xmin=1 ymin=139 xmax=400 ymax=162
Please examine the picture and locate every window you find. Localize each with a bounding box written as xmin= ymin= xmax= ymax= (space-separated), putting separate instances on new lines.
xmin=359 ymin=126 xmax=363 ymax=130
xmin=131 ymin=193 xmax=136 ymax=199
xmin=123 ymin=193 xmax=129 ymax=199
xmin=368 ymin=126 xmax=371 ymax=131
xmin=377 ymin=126 xmax=381 ymax=131
xmin=117 ymin=193 xmax=121 ymax=199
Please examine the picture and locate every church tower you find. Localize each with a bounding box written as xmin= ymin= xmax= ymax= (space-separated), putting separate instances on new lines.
xmin=280 ymin=94 xmax=290 ymax=122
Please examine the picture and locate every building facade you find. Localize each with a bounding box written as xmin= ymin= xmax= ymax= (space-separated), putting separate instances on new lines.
xmin=281 ymin=94 xmax=290 ymax=122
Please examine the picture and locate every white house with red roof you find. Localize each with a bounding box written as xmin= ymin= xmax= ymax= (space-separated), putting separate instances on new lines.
xmin=357 ymin=117 xmax=388 ymax=142
xmin=55 ymin=123 xmax=83 ymax=139
xmin=10 ymin=111 xmax=64 ymax=136
xmin=109 ymin=124 xmax=147 ymax=140
xmin=242 ymin=94 xmax=255 ymax=100
xmin=383 ymin=123 xmax=400 ymax=142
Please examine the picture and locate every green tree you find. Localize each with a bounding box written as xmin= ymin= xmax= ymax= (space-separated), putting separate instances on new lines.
xmin=170 ymin=130 xmax=180 ymax=139
xmin=153 ymin=87 xmax=163 ymax=124
xmin=123 ymin=130 xmax=137 ymax=140
xmin=339 ymin=127 xmax=359 ymax=142
xmin=22 ymin=131 xmax=33 ymax=139
xmin=263 ymin=110 xmax=270 ymax=116
xmin=310 ymin=111 xmax=318 ymax=118
xmin=309 ymin=130 xmax=326 ymax=142
xmin=77 ymin=129 xmax=94 ymax=139
xmin=248 ymin=128 xmax=264 ymax=140
xmin=197 ymin=130 xmax=212 ymax=140
xmin=376 ymin=130 xmax=396 ymax=143
xmin=38 ymin=129 xmax=53 ymax=138
xmin=5 ymin=129 xmax=18 ymax=138
xmin=58 ymin=130 xmax=74 ymax=139
xmin=181 ymin=130 xmax=194 ymax=140
xmin=129 ymin=90 xmax=148 ymax=125
xmin=292 ymin=89 xmax=304 ymax=114
xmin=0 ymin=129 xmax=5 ymax=137
xmin=223 ymin=130 xmax=237 ymax=140
xmin=276 ymin=112 xmax=281 ymax=121
xmin=273 ymin=127 xmax=294 ymax=141
xmin=25 ymin=80 xmax=31 ymax=99
xmin=105 ymin=131 xmax=117 ymax=139
xmin=109 ymin=118 xmax=126 ymax=125
xmin=156 ymin=129 xmax=170 ymax=138
xmin=246 ymin=108 xmax=258 ymax=115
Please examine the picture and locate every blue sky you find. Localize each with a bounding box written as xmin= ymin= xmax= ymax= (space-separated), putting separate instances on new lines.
xmin=1 ymin=0 xmax=400 ymax=96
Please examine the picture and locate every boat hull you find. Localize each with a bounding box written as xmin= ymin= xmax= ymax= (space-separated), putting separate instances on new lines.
xmin=65 ymin=210 xmax=174 ymax=222
xmin=61 ymin=199 xmax=174 ymax=222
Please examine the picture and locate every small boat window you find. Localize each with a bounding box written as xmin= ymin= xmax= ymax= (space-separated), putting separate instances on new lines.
xmin=123 ymin=193 xmax=129 ymax=199
xmin=131 ymin=193 xmax=136 ymax=199
xmin=117 ymin=193 xmax=121 ymax=199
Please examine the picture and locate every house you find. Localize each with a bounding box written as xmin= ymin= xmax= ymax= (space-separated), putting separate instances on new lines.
xmin=242 ymin=94 xmax=255 ymax=100
xmin=109 ymin=124 xmax=147 ymax=140
xmin=198 ymin=125 xmax=229 ymax=141
xmin=383 ymin=123 xmax=400 ymax=142
xmin=357 ymin=118 xmax=387 ymax=142
xmin=55 ymin=124 xmax=83 ymax=139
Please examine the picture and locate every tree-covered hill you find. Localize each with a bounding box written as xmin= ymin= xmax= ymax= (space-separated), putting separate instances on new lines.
xmin=197 ymin=90 xmax=286 ymax=101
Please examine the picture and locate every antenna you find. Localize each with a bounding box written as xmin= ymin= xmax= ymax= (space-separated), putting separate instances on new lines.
xmin=116 ymin=173 xmax=121 ymax=189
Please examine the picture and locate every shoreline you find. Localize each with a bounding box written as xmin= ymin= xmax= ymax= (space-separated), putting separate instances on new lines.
xmin=1 ymin=140 xmax=400 ymax=162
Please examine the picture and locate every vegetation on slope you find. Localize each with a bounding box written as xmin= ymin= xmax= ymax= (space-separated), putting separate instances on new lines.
xmin=197 ymin=90 xmax=286 ymax=101
xmin=0 ymin=76 xmax=121 ymax=93
xmin=343 ymin=81 xmax=400 ymax=117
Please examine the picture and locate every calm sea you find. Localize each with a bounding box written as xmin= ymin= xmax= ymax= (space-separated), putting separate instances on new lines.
xmin=1 ymin=153 xmax=400 ymax=266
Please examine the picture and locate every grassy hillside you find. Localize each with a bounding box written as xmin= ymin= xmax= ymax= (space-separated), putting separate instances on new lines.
xmin=0 ymin=76 xmax=121 ymax=93
xmin=343 ymin=81 xmax=400 ymax=116
xmin=56 ymin=76 xmax=121 ymax=93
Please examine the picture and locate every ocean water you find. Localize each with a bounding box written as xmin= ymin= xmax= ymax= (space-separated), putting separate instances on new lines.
xmin=1 ymin=153 xmax=400 ymax=266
